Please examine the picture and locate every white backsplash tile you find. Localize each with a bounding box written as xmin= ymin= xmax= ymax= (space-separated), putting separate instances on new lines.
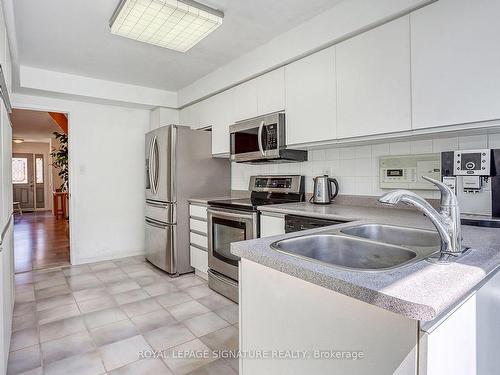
xmin=410 ymin=140 xmax=433 ymax=154
xmin=324 ymin=148 xmax=340 ymax=161
xmin=372 ymin=143 xmax=390 ymax=157
xmin=389 ymin=141 xmax=411 ymax=155
xmin=231 ymin=132 xmax=496 ymax=204
xmin=339 ymin=147 xmax=356 ymax=160
xmin=458 ymin=135 xmax=488 ymax=150
xmin=432 ymin=137 xmax=459 ymax=152
xmin=488 ymin=133 xmax=500 ymax=148
xmin=355 ymin=145 xmax=372 ymax=159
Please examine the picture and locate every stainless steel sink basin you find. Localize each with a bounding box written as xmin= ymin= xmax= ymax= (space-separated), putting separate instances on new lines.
xmin=271 ymin=234 xmax=417 ymax=271
xmin=340 ymin=224 xmax=440 ymax=247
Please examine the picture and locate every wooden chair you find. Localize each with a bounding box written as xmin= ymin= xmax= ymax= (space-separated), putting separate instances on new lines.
xmin=13 ymin=201 xmax=22 ymax=216
xmin=53 ymin=192 xmax=68 ymax=219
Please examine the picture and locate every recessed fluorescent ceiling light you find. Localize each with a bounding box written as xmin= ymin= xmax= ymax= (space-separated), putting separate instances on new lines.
xmin=109 ymin=0 xmax=223 ymax=52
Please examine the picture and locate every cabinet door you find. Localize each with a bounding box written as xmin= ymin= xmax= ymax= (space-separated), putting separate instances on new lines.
xmin=234 ymin=79 xmax=258 ymax=122
xmin=209 ymin=89 xmax=235 ymax=156
xmin=420 ymin=295 xmax=477 ymax=375
xmin=336 ymin=16 xmax=411 ymax=139
xmin=257 ymin=68 xmax=285 ymax=116
xmin=180 ymin=101 xmax=204 ymax=129
xmin=411 ymin=0 xmax=500 ymax=129
xmin=285 ymin=46 xmax=336 ymax=145
xmin=260 ymin=215 xmax=285 ymax=237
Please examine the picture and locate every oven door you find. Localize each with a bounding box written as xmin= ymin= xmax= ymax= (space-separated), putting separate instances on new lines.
xmin=207 ymin=208 xmax=258 ymax=281
xmin=230 ymin=112 xmax=284 ymax=162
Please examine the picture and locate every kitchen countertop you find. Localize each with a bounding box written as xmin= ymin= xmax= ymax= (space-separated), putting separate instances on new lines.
xmin=231 ymin=202 xmax=500 ymax=321
xmin=188 ymin=197 xmax=232 ymax=205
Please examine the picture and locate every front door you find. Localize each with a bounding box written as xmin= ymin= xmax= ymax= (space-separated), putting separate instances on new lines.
xmin=12 ymin=153 xmax=35 ymax=211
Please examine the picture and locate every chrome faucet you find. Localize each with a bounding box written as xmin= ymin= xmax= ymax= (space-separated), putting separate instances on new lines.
xmin=379 ymin=176 xmax=465 ymax=256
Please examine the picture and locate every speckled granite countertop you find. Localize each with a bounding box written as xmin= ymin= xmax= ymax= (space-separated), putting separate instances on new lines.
xmin=231 ymin=202 xmax=500 ymax=321
xmin=188 ymin=197 xmax=232 ymax=205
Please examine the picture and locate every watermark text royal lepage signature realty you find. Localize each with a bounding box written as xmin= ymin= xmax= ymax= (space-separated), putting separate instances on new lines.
xmin=138 ymin=349 xmax=364 ymax=361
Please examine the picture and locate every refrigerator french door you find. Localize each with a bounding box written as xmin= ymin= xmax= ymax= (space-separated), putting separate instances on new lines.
xmin=145 ymin=126 xmax=176 ymax=273
xmin=146 ymin=125 xmax=173 ymax=203
xmin=144 ymin=125 xmax=231 ymax=276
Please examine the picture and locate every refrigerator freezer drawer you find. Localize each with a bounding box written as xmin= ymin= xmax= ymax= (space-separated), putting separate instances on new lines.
xmin=146 ymin=200 xmax=175 ymax=223
xmin=145 ymin=217 xmax=175 ymax=274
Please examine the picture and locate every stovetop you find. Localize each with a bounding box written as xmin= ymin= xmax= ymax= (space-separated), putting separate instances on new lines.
xmin=208 ymin=196 xmax=303 ymax=211
xmin=208 ymin=175 xmax=305 ymax=211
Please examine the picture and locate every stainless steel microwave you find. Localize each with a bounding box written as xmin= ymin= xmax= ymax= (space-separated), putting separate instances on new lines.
xmin=229 ymin=112 xmax=307 ymax=163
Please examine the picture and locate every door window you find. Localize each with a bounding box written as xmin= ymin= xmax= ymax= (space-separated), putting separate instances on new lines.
xmin=35 ymin=156 xmax=44 ymax=183
xmin=12 ymin=157 xmax=28 ymax=184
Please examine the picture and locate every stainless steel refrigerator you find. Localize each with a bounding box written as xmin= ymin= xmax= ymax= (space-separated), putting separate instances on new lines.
xmin=145 ymin=125 xmax=230 ymax=275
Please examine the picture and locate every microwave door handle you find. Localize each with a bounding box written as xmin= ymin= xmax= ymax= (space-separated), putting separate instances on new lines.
xmin=258 ymin=120 xmax=265 ymax=156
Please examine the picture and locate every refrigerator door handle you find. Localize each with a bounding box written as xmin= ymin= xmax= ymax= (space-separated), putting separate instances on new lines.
xmin=146 ymin=199 xmax=170 ymax=208
xmin=151 ymin=135 xmax=159 ymax=195
xmin=147 ymin=136 xmax=154 ymax=192
xmin=145 ymin=217 xmax=172 ymax=229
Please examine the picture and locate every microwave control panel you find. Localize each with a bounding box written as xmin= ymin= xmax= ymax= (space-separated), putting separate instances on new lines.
xmin=453 ymin=149 xmax=491 ymax=176
xmin=264 ymin=124 xmax=278 ymax=150
xmin=379 ymin=153 xmax=441 ymax=190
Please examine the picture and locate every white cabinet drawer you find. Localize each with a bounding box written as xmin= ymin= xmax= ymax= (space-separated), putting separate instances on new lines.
xmin=190 ymin=246 xmax=208 ymax=274
xmin=190 ymin=218 xmax=207 ymax=234
xmin=189 ymin=204 xmax=207 ymax=220
xmin=190 ymin=232 xmax=208 ymax=249
xmin=260 ymin=214 xmax=285 ymax=237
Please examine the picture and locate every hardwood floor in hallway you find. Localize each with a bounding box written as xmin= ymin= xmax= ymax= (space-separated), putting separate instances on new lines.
xmin=14 ymin=211 xmax=70 ymax=273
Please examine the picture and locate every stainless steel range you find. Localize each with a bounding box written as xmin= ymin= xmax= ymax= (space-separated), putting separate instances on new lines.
xmin=207 ymin=175 xmax=305 ymax=302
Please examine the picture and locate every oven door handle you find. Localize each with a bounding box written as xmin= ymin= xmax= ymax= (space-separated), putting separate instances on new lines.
xmin=208 ymin=208 xmax=256 ymax=221
xmin=258 ymin=120 xmax=265 ymax=157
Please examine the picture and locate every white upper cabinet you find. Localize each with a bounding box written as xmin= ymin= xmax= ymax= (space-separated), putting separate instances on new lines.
xmin=285 ymin=46 xmax=336 ymax=145
xmin=234 ymin=79 xmax=259 ymax=122
xmin=179 ymin=101 xmax=203 ymax=129
xmin=256 ymin=68 xmax=285 ymax=116
xmin=207 ymin=89 xmax=235 ymax=156
xmin=336 ymin=16 xmax=411 ymax=139
xmin=411 ymin=0 xmax=500 ymax=129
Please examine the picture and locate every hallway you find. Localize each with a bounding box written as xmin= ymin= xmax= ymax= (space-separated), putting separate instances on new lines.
xmin=14 ymin=212 xmax=70 ymax=273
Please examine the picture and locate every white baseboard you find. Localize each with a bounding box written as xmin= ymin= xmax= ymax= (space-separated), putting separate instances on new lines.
xmin=195 ymin=269 xmax=208 ymax=280
xmin=71 ymin=250 xmax=146 ymax=265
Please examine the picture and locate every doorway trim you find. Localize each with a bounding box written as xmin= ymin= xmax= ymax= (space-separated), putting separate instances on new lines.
xmin=11 ymin=103 xmax=74 ymax=265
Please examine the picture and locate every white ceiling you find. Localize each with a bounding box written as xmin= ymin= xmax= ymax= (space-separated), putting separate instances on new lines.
xmin=13 ymin=0 xmax=342 ymax=91
xmin=11 ymin=109 xmax=62 ymax=142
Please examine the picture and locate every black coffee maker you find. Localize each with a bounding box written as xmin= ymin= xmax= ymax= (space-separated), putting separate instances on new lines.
xmin=442 ymin=149 xmax=500 ymax=225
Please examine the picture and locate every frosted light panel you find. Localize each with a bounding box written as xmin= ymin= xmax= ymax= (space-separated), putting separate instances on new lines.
xmin=110 ymin=0 xmax=223 ymax=52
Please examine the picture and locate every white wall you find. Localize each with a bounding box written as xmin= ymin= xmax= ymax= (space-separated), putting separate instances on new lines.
xmin=19 ymin=66 xmax=178 ymax=109
xmin=232 ymin=133 xmax=500 ymax=205
xmin=13 ymin=93 xmax=150 ymax=265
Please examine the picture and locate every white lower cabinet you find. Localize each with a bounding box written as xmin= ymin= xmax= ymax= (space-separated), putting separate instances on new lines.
xmin=419 ymin=269 xmax=500 ymax=375
xmin=259 ymin=214 xmax=285 ymax=237
xmin=189 ymin=203 xmax=209 ymax=276
xmin=240 ymin=259 xmax=418 ymax=375
xmin=190 ymin=246 xmax=208 ymax=275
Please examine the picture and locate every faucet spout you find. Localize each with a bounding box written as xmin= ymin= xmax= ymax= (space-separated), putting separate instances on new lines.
xmin=379 ymin=177 xmax=464 ymax=256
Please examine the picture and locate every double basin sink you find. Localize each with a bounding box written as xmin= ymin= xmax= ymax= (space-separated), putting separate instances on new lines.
xmin=271 ymin=223 xmax=441 ymax=272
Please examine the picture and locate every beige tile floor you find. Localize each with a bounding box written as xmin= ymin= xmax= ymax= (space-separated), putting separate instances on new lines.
xmin=9 ymin=256 xmax=239 ymax=375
